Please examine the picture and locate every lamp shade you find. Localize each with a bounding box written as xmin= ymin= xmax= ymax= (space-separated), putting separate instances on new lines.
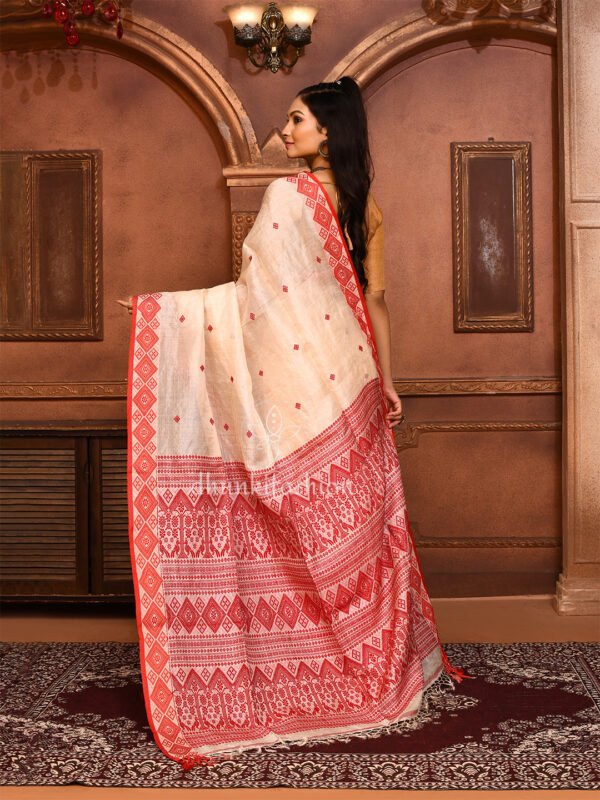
xmin=223 ymin=4 xmax=265 ymax=27
xmin=279 ymin=4 xmax=319 ymax=28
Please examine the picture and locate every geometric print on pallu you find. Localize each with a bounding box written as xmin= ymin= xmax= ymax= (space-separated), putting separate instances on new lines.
xmin=153 ymin=379 xmax=439 ymax=734
xmin=163 ymin=515 xmax=436 ymax=739
xmin=291 ymin=172 xmax=379 ymax=372
xmin=168 ymin=624 xmax=424 ymax=738
xmin=155 ymin=401 xmax=438 ymax=739
xmin=162 ymin=519 xmax=413 ymax=637
xmin=156 ymin=378 xmax=392 ymax=521
xmin=130 ymin=292 xmax=191 ymax=760
xmin=163 ymin=575 xmax=437 ymax=741
xmin=158 ymin=500 xmax=437 ymax=740
xmin=155 ymin=382 xmax=402 ymax=563
xmin=155 ymin=377 xmax=386 ymax=502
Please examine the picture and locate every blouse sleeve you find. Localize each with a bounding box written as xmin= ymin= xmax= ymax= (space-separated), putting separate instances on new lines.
xmin=363 ymin=194 xmax=385 ymax=294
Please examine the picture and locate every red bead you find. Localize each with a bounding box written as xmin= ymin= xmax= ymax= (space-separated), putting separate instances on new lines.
xmin=54 ymin=8 xmax=69 ymax=22
xmin=41 ymin=3 xmax=53 ymax=17
xmin=66 ymin=30 xmax=79 ymax=45
xmin=102 ymin=1 xmax=118 ymax=21
xmin=81 ymin=0 xmax=95 ymax=15
xmin=116 ymin=19 xmax=123 ymax=38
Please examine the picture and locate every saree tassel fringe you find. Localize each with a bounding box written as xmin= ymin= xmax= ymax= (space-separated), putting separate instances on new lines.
xmin=178 ymin=667 xmax=460 ymax=772
xmin=441 ymin=649 xmax=475 ymax=683
xmin=181 ymin=753 xmax=217 ymax=771
xmin=402 ymin=508 xmax=475 ymax=684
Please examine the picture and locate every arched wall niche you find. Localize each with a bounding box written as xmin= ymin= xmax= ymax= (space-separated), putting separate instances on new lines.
xmin=319 ymin=10 xmax=572 ymax=613
xmin=0 ymin=9 xmax=261 ymax=168
xmin=325 ymin=13 xmax=556 ymax=86
xmin=0 ymin=8 xmax=557 ymax=178
xmin=230 ymin=11 xmax=557 ymax=182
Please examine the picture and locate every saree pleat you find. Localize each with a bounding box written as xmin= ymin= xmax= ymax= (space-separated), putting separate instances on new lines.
xmin=127 ymin=171 xmax=468 ymax=766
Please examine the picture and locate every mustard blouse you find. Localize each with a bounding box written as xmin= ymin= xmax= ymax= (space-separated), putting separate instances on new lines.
xmin=320 ymin=181 xmax=385 ymax=294
xmin=362 ymin=194 xmax=385 ymax=294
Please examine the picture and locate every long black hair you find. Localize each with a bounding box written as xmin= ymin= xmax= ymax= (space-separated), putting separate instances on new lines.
xmin=296 ymin=76 xmax=374 ymax=293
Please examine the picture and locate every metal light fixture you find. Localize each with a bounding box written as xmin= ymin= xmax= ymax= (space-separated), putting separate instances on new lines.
xmin=223 ymin=2 xmax=319 ymax=73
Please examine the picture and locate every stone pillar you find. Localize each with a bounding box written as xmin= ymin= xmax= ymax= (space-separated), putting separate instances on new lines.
xmin=555 ymin=0 xmax=600 ymax=614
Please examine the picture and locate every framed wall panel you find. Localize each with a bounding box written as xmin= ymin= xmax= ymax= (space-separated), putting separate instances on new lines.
xmin=0 ymin=150 xmax=102 ymax=340
xmin=451 ymin=141 xmax=533 ymax=332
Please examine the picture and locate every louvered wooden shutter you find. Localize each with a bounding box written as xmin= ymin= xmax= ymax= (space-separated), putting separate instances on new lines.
xmin=90 ymin=437 xmax=132 ymax=594
xmin=0 ymin=437 xmax=88 ymax=596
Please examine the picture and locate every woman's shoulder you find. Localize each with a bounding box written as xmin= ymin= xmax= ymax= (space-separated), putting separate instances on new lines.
xmin=263 ymin=175 xmax=306 ymax=204
xmin=260 ymin=176 xmax=295 ymax=208
xmin=367 ymin=191 xmax=383 ymax=222
xmin=264 ymin=176 xmax=289 ymax=194
xmin=366 ymin=192 xmax=383 ymax=240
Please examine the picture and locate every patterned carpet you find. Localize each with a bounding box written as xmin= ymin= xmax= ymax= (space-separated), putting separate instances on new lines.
xmin=0 ymin=641 xmax=598 ymax=790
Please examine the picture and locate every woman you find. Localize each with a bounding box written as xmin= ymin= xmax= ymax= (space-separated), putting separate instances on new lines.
xmin=118 ymin=77 xmax=470 ymax=769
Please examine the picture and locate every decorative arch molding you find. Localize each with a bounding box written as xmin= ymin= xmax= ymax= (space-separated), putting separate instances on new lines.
xmin=323 ymin=10 xmax=556 ymax=86
xmin=0 ymin=7 xmax=261 ymax=167
xmin=222 ymin=8 xmax=557 ymax=187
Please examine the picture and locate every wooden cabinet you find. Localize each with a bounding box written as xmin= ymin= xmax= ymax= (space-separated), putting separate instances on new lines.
xmin=0 ymin=424 xmax=132 ymax=602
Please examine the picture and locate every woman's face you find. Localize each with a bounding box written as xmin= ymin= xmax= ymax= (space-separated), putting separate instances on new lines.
xmin=281 ymin=96 xmax=327 ymax=161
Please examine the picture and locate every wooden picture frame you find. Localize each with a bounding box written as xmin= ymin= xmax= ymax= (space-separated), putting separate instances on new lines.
xmin=0 ymin=150 xmax=102 ymax=341
xmin=451 ymin=141 xmax=533 ymax=332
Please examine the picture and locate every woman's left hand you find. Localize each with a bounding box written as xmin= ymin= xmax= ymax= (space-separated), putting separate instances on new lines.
xmin=383 ymin=382 xmax=404 ymax=428
xmin=116 ymin=297 xmax=133 ymax=315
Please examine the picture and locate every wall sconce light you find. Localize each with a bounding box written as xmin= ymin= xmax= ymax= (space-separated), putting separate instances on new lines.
xmin=223 ymin=3 xmax=319 ymax=73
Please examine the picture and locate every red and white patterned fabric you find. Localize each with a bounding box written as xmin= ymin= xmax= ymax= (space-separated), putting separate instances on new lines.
xmin=127 ymin=171 xmax=468 ymax=766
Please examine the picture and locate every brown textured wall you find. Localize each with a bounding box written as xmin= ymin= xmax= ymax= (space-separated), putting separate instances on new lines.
xmin=0 ymin=47 xmax=230 ymax=419
xmin=364 ymin=38 xmax=558 ymax=379
xmin=0 ymin=3 xmax=556 ymax=414
xmin=0 ymin=2 xmax=564 ymax=599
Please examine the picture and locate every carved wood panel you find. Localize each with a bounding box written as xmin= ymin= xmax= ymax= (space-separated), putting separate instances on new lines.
xmin=0 ymin=150 xmax=102 ymax=340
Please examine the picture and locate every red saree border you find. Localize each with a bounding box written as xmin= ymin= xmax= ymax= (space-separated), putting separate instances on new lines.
xmin=127 ymin=293 xmax=176 ymax=764
xmin=297 ymin=171 xmax=388 ymax=425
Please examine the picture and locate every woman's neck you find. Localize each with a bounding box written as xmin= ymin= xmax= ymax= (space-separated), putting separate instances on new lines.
xmin=310 ymin=166 xmax=335 ymax=181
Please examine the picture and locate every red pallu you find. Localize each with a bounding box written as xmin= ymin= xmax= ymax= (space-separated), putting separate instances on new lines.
xmin=127 ymin=171 xmax=470 ymax=766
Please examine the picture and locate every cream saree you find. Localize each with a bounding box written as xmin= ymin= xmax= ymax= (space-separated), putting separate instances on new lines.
xmin=127 ymin=170 xmax=469 ymax=767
